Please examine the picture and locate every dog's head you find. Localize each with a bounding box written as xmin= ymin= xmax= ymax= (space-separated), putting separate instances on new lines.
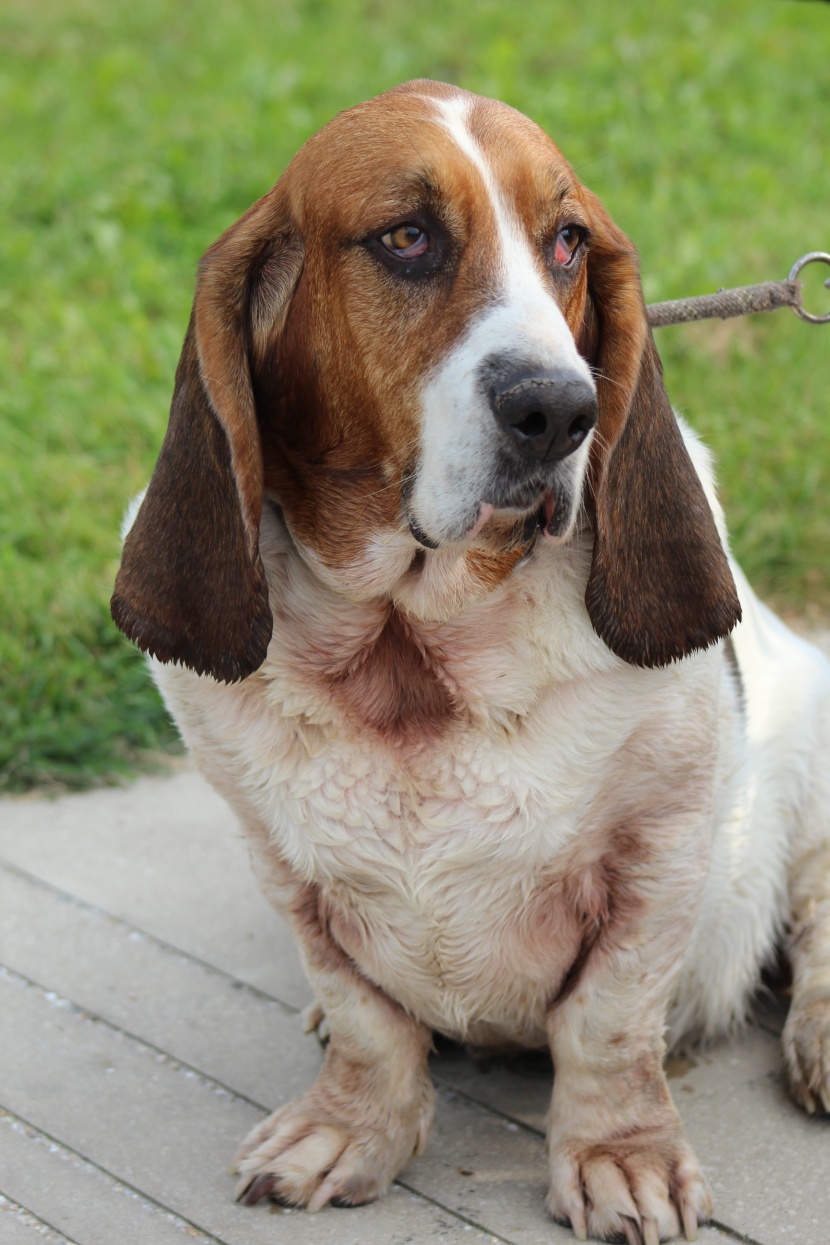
xmin=112 ymin=81 xmax=740 ymax=682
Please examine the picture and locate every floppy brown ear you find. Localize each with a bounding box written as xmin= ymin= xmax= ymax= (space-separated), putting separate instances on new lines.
xmin=580 ymin=192 xmax=741 ymax=667
xmin=111 ymin=190 xmax=303 ymax=682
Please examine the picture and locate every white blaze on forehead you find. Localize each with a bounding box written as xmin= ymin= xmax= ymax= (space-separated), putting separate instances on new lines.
xmin=430 ymin=94 xmax=580 ymax=346
xmin=431 ymin=95 xmax=535 ymax=288
xmin=407 ymin=93 xmax=595 ymax=546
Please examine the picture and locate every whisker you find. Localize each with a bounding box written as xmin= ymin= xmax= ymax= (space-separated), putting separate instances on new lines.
xmin=589 ymin=367 xmax=626 ymax=392
xmin=357 ymin=466 xmax=420 ymax=527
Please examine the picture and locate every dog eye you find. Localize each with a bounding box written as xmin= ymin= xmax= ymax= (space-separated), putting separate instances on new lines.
xmin=379 ymin=224 xmax=429 ymax=259
xmin=553 ymin=226 xmax=584 ymax=267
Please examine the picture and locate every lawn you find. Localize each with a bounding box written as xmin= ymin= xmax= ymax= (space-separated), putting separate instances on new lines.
xmin=1 ymin=0 xmax=828 ymax=790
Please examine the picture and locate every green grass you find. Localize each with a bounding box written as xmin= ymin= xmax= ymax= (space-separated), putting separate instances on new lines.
xmin=1 ymin=0 xmax=828 ymax=790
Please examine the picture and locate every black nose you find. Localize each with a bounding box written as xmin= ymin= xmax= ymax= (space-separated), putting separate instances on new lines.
xmin=489 ymin=371 xmax=598 ymax=462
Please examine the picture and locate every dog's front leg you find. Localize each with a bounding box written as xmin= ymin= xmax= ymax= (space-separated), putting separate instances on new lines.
xmin=545 ymin=854 xmax=713 ymax=1244
xmin=234 ymin=874 xmax=434 ymax=1211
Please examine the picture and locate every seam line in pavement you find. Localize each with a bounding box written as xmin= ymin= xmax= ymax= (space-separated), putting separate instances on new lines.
xmin=432 ymin=1078 xmax=546 ymax=1140
xmin=395 ymin=1177 xmax=517 ymax=1244
xmin=708 ymin=1220 xmax=767 ymax=1245
xmin=0 ymin=1108 xmax=228 ymax=1245
xmin=0 ymin=1189 xmax=78 ymax=1245
xmin=0 ymin=858 xmax=299 ymax=1013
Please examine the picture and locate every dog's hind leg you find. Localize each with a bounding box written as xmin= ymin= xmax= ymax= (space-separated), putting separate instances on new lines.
xmin=782 ymin=679 xmax=830 ymax=1114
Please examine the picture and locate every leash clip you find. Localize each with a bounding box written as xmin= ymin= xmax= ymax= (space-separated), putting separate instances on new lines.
xmin=788 ymin=252 xmax=830 ymax=324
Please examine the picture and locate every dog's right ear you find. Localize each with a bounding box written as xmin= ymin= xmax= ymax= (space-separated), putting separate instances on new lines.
xmin=111 ymin=190 xmax=303 ymax=682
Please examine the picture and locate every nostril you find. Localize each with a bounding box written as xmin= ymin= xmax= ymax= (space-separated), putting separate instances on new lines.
xmin=515 ymin=410 xmax=548 ymax=439
xmin=567 ymin=414 xmax=594 ymax=446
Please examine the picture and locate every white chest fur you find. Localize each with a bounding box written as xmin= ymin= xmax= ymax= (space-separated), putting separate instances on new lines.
xmin=154 ymin=519 xmax=726 ymax=1042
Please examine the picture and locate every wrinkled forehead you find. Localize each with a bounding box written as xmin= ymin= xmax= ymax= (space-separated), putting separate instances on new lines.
xmin=282 ymin=82 xmax=583 ymax=233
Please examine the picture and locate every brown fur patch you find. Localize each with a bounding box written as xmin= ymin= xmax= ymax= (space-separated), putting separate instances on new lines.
xmin=547 ymin=829 xmax=651 ymax=1010
xmin=323 ymin=608 xmax=461 ymax=744
xmin=464 ymin=545 xmax=530 ymax=596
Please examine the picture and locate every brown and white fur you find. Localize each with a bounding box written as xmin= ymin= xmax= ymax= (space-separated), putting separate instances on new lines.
xmin=112 ymin=82 xmax=830 ymax=1244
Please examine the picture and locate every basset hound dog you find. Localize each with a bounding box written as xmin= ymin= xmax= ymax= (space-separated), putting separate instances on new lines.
xmin=112 ymin=81 xmax=830 ymax=1243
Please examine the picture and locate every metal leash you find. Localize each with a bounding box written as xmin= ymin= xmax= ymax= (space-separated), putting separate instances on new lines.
xmin=646 ymin=251 xmax=830 ymax=328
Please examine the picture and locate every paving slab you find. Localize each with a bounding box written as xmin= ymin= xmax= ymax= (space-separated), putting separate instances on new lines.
xmin=677 ymin=1035 xmax=830 ymax=1245
xmin=434 ymin=1045 xmax=550 ymax=1134
xmin=0 ymin=771 xmax=310 ymax=1008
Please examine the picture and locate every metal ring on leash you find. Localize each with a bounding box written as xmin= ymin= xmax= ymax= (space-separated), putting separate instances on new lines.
xmin=788 ymin=252 xmax=830 ymax=324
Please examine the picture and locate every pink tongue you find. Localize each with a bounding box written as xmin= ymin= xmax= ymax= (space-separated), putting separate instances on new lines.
xmin=467 ymin=502 xmax=495 ymax=539
xmin=543 ymin=492 xmax=557 ymax=531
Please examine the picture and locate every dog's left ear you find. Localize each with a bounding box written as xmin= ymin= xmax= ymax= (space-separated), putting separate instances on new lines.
xmin=579 ymin=191 xmax=741 ymax=667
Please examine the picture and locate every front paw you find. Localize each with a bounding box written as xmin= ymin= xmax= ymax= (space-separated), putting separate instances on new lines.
xmin=783 ymin=995 xmax=830 ymax=1114
xmin=547 ymin=1131 xmax=712 ymax=1244
xmin=234 ymin=1066 xmax=435 ymax=1211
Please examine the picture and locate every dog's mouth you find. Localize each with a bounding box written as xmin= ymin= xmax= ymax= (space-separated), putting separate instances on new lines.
xmin=408 ymin=487 xmax=570 ymax=552
xmin=539 ymin=490 xmax=576 ymax=539
xmin=407 ymin=516 xmax=441 ymax=550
